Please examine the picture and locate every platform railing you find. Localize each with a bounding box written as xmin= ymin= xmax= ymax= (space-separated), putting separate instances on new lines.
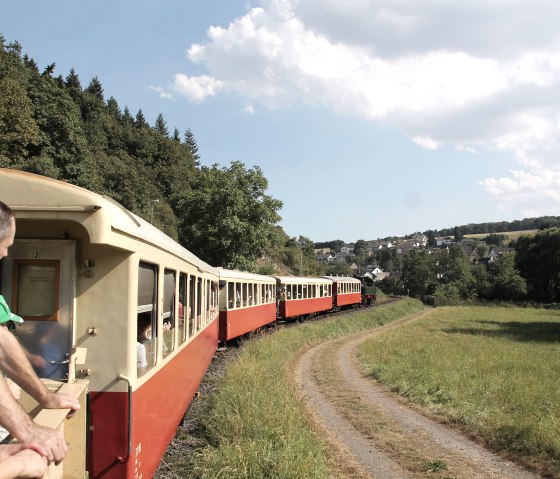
xmin=14 ymin=379 xmax=89 ymax=479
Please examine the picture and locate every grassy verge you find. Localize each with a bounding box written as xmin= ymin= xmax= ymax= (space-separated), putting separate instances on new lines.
xmin=357 ymin=305 xmax=560 ymax=477
xmin=171 ymin=298 xmax=423 ymax=478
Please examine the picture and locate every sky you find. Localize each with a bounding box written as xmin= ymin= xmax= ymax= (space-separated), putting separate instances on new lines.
xmin=3 ymin=0 xmax=560 ymax=243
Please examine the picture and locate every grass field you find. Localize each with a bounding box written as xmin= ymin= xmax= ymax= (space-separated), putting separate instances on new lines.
xmin=169 ymin=298 xmax=424 ymax=478
xmin=358 ymin=306 xmax=560 ymax=477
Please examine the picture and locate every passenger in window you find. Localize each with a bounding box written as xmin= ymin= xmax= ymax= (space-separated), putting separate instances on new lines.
xmin=137 ymin=314 xmax=152 ymax=369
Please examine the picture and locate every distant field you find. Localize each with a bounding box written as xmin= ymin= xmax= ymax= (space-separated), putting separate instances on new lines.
xmin=464 ymin=229 xmax=538 ymax=241
xmin=358 ymin=306 xmax=560 ymax=477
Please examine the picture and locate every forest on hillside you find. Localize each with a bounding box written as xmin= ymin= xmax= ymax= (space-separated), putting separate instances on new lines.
xmin=0 ymin=35 xmax=328 ymax=274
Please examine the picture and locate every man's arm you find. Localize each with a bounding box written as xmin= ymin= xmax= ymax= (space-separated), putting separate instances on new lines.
xmin=0 ymin=327 xmax=79 ymax=414
xmin=0 ymin=374 xmax=67 ymax=463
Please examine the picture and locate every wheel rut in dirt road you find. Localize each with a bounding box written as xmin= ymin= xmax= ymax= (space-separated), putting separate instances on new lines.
xmin=294 ymin=309 xmax=542 ymax=479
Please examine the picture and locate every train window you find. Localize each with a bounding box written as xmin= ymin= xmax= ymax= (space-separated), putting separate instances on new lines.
xmin=163 ymin=269 xmax=176 ymax=358
xmin=228 ymin=282 xmax=235 ymax=309
xmin=178 ymin=273 xmax=187 ymax=344
xmin=189 ymin=276 xmax=196 ymax=336
xmin=137 ymin=262 xmax=157 ymax=377
xmin=234 ymin=283 xmax=241 ymax=307
xmin=206 ymin=279 xmax=211 ymax=325
xmin=12 ymin=259 xmax=60 ymax=321
xmin=302 ymin=284 xmax=307 ymax=299
xmin=242 ymin=283 xmax=247 ymax=307
xmin=248 ymin=283 xmax=253 ymax=306
xmin=311 ymin=284 xmax=316 ymax=298
xmin=196 ymin=277 xmax=202 ymax=331
xmin=212 ymin=281 xmax=218 ymax=317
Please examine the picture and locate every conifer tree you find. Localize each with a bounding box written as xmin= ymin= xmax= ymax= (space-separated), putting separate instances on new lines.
xmin=86 ymin=77 xmax=104 ymax=101
xmin=154 ymin=113 xmax=168 ymax=137
xmin=135 ymin=109 xmax=147 ymax=128
xmin=184 ymin=128 xmax=200 ymax=166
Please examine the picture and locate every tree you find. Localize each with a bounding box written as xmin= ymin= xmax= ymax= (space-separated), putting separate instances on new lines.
xmin=184 ymin=128 xmax=200 ymax=166
xmin=86 ymin=77 xmax=104 ymax=101
xmin=425 ymin=229 xmax=437 ymax=247
xmin=453 ymin=226 xmax=464 ymax=242
xmin=484 ymin=233 xmax=505 ymax=247
xmin=0 ymin=76 xmax=40 ymax=166
xmin=401 ymin=249 xmax=437 ymax=297
xmin=154 ymin=113 xmax=168 ymax=137
xmin=486 ymin=253 xmax=526 ymax=301
xmin=440 ymin=244 xmax=476 ymax=299
xmin=515 ymin=228 xmax=560 ymax=302
xmin=177 ymin=161 xmax=282 ymax=269
xmin=135 ymin=109 xmax=148 ymax=128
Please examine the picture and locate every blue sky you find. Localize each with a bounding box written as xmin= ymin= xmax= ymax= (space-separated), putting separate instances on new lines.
xmin=4 ymin=0 xmax=560 ymax=242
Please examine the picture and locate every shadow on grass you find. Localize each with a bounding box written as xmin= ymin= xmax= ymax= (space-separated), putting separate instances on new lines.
xmin=444 ymin=321 xmax=560 ymax=343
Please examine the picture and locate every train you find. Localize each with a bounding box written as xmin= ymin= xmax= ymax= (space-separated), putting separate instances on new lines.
xmin=0 ymin=169 xmax=377 ymax=479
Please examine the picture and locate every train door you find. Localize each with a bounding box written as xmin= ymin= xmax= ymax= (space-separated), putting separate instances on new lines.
xmin=1 ymin=239 xmax=76 ymax=381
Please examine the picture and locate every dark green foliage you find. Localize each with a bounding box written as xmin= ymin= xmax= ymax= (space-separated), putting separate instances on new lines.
xmin=183 ymin=128 xmax=200 ymax=167
xmin=484 ymin=233 xmax=505 ymax=246
xmin=515 ymin=228 xmax=560 ymax=303
xmin=401 ymin=249 xmax=437 ymax=297
xmin=177 ymin=161 xmax=282 ymax=269
xmin=314 ymin=239 xmax=344 ymax=251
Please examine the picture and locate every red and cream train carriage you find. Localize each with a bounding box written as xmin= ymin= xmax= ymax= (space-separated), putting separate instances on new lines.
xmin=0 ymin=169 xmax=219 ymax=479
xmin=323 ymin=276 xmax=363 ymax=308
xmin=275 ymin=275 xmax=333 ymax=319
xmin=217 ymin=268 xmax=276 ymax=342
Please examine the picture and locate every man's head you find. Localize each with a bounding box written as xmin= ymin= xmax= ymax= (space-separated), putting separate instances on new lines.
xmin=0 ymin=201 xmax=15 ymax=259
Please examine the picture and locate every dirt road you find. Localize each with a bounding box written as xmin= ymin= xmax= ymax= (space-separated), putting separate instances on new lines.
xmin=293 ymin=309 xmax=541 ymax=479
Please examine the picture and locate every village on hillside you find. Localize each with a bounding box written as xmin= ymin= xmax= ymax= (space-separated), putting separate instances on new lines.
xmin=315 ymin=233 xmax=514 ymax=281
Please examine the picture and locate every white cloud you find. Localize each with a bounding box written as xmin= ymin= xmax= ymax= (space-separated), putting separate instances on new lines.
xmin=160 ymin=0 xmax=560 ymax=214
xmin=413 ymin=135 xmax=439 ymax=150
xmin=149 ymin=85 xmax=174 ymax=100
xmin=170 ymin=74 xmax=224 ymax=103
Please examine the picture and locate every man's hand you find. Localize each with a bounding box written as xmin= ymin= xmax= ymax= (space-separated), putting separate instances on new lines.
xmin=21 ymin=424 xmax=68 ymax=464
xmin=0 ymin=446 xmax=48 ymax=479
xmin=40 ymin=392 xmax=80 ymax=418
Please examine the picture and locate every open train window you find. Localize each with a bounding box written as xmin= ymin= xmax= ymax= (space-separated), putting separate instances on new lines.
xmin=12 ymin=260 xmax=60 ymax=321
xmin=206 ymin=279 xmax=211 ymax=324
xmin=189 ymin=276 xmax=196 ymax=336
xmin=163 ymin=269 xmax=176 ymax=358
xmin=196 ymin=277 xmax=202 ymax=331
xmin=178 ymin=273 xmax=187 ymax=344
xmin=228 ymin=282 xmax=235 ymax=309
xmin=137 ymin=262 xmax=157 ymax=377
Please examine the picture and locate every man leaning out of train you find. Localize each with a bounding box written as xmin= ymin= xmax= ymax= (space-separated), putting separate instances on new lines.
xmin=0 ymin=201 xmax=80 ymax=465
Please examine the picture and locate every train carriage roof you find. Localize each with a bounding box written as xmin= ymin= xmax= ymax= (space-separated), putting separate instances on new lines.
xmin=322 ymin=276 xmax=362 ymax=284
xmin=0 ymin=169 xmax=217 ymax=274
xmin=274 ymin=275 xmax=333 ymax=285
xmin=217 ymin=268 xmax=276 ymax=283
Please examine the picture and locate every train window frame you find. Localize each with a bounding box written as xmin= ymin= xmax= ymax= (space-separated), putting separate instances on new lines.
xmin=178 ymin=272 xmax=187 ymax=344
xmin=11 ymin=259 xmax=60 ymax=321
xmin=196 ymin=277 xmax=202 ymax=331
xmin=189 ymin=275 xmax=196 ymax=336
xmin=137 ymin=262 xmax=158 ymax=378
xmin=162 ymin=269 xmax=176 ymax=358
